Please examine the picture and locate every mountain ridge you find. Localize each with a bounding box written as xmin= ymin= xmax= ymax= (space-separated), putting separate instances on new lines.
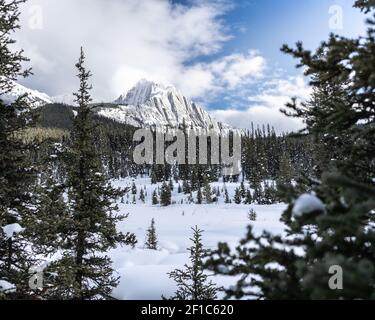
xmin=2 ymin=79 xmax=230 ymax=131
xmin=103 ymin=79 xmax=228 ymax=130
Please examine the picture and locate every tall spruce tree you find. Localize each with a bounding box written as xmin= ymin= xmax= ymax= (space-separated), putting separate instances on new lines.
xmin=168 ymin=227 xmax=219 ymax=300
xmin=152 ymin=189 xmax=159 ymax=205
xmin=233 ymin=188 xmax=242 ymax=205
xmin=43 ymin=48 xmax=137 ymax=300
xmin=203 ymin=180 xmax=213 ymax=204
xmin=160 ymin=181 xmax=171 ymax=206
xmin=145 ymin=218 xmax=158 ymax=250
xmin=206 ymin=1 xmax=375 ymax=299
xmin=0 ymin=0 xmax=37 ymax=299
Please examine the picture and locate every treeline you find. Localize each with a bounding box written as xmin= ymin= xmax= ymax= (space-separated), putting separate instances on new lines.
xmin=31 ymin=103 xmax=320 ymax=203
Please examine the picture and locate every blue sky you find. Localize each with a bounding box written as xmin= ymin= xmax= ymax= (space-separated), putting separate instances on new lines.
xmin=194 ymin=0 xmax=367 ymax=110
xmin=16 ymin=0 xmax=369 ymax=132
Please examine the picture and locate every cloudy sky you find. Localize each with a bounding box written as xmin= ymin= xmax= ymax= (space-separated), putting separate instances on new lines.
xmin=15 ymin=0 xmax=368 ymax=133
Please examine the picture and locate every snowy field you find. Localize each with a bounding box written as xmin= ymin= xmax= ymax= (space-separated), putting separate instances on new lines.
xmin=109 ymin=178 xmax=287 ymax=300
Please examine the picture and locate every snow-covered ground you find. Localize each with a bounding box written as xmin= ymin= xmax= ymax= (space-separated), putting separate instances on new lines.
xmin=109 ymin=177 xmax=287 ymax=300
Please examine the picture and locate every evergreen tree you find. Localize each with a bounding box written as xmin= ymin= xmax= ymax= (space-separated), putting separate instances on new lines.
xmin=152 ymin=189 xmax=159 ymax=205
xmin=233 ymin=188 xmax=242 ymax=205
xmin=240 ymin=181 xmax=246 ymax=198
xmin=244 ymin=189 xmax=253 ymax=204
xmin=150 ymin=169 xmax=157 ymax=185
xmin=139 ymin=188 xmax=145 ymax=203
xmin=182 ymin=180 xmax=191 ymax=194
xmin=196 ymin=186 xmax=202 ymax=205
xmin=277 ymin=154 xmax=293 ymax=188
xmin=203 ymin=180 xmax=213 ymax=204
xmin=131 ymin=182 xmax=137 ymax=195
xmin=224 ymin=187 xmax=230 ymax=204
xmin=43 ymin=48 xmax=137 ymax=300
xmin=160 ymin=182 xmax=171 ymax=207
xmin=248 ymin=209 xmax=257 ymax=221
xmin=168 ymin=227 xmax=219 ymax=300
xmin=263 ymin=182 xmax=276 ymax=205
xmin=0 ymin=0 xmax=37 ymax=299
xmin=206 ymin=1 xmax=375 ymax=299
xmin=145 ymin=218 xmax=158 ymax=250
xmin=252 ymin=183 xmax=263 ymax=204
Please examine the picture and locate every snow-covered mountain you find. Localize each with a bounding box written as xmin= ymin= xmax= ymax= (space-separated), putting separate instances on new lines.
xmin=0 ymin=81 xmax=52 ymax=107
xmin=98 ymin=79 xmax=228 ymax=130
xmin=1 ymin=80 xmax=230 ymax=131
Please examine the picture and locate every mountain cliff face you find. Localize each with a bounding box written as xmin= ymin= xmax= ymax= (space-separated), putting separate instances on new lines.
xmin=0 ymin=81 xmax=52 ymax=107
xmin=99 ymin=79 xmax=228 ymax=130
xmin=2 ymin=79 xmax=229 ymax=131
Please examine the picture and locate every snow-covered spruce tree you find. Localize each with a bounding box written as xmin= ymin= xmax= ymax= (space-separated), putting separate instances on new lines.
xmin=168 ymin=227 xmax=219 ymax=300
xmin=160 ymin=182 xmax=171 ymax=206
xmin=45 ymin=48 xmax=137 ymax=300
xmin=182 ymin=179 xmax=191 ymax=194
xmin=139 ymin=188 xmax=145 ymax=203
xmin=205 ymin=1 xmax=375 ymax=299
xmin=196 ymin=186 xmax=202 ymax=205
xmin=203 ymin=180 xmax=213 ymax=204
xmin=244 ymin=189 xmax=252 ymax=204
xmin=152 ymin=189 xmax=159 ymax=205
xmin=0 ymin=0 xmax=38 ymax=299
xmin=145 ymin=218 xmax=158 ymax=250
xmin=233 ymin=188 xmax=242 ymax=205
xmin=131 ymin=182 xmax=137 ymax=195
xmin=224 ymin=187 xmax=230 ymax=204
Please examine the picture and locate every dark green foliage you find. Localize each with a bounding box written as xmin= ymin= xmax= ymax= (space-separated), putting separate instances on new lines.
xmin=38 ymin=48 xmax=137 ymax=300
xmin=252 ymin=183 xmax=263 ymax=204
xmin=244 ymin=189 xmax=252 ymax=204
xmin=139 ymin=188 xmax=145 ymax=203
xmin=203 ymin=180 xmax=213 ymax=204
xmin=196 ymin=186 xmax=202 ymax=205
xmin=233 ymin=188 xmax=242 ymax=205
xmin=145 ymin=218 xmax=158 ymax=250
xmin=152 ymin=189 xmax=159 ymax=205
xmin=131 ymin=182 xmax=137 ymax=195
xmin=182 ymin=180 xmax=191 ymax=194
xmin=206 ymin=2 xmax=375 ymax=300
xmin=160 ymin=182 xmax=171 ymax=207
xmin=224 ymin=187 xmax=230 ymax=204
xmin=168 ymin=227 xmax=219 ymax=300
xmin=248 ymin=209 xmax=257 ymax=221
xmin=0 ymin=0 xmax=37 ymax=299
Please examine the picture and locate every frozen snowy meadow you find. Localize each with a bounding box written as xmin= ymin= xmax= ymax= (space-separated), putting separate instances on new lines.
xmin=109 ymin=178 xmax=287 ymax=300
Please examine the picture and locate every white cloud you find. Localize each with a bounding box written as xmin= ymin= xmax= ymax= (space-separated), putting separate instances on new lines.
xmin=208 ymin=50 xmax=266 ymax=88
xmin=212 ymin=76 xmax=312 ymax=134
xmin=16 ymin=0 xmax=231 ymax=101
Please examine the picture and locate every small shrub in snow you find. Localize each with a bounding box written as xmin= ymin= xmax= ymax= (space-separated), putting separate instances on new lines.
xmin=248 ymin=209 xmax=257 ymax=221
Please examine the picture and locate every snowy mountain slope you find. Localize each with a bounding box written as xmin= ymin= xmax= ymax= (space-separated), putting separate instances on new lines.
xmin=99 ymin=79 xmax=229 ymax=130
xmin=0 ymin=81 xmax=52 ymax=108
